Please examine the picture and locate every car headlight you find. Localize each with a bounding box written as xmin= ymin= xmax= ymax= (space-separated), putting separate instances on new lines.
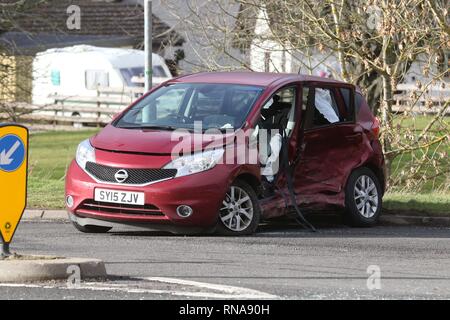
xmin=75 ymin=139 xmax=95 ymax=169
xmin=163 ymin=148 xmax=224 ymax=178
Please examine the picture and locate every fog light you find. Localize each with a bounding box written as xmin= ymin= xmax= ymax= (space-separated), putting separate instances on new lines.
xmin=176 ymin=205 xmax=193 ymax=218
xmin=66 ymin=195 xmax=74 ymax=208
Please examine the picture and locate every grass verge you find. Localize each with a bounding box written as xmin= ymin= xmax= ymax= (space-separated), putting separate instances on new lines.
xmin=383 ymin=192 xmax=449 ymax=216
xmin=28 ymin=129 xmax=98 ymax=209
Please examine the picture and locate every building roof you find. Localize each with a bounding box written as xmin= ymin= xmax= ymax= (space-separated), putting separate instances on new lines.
xmin=0 ymin=32 xmax=137 ymax=55
xmin=0 ymin=0 xmax=184 ymax=55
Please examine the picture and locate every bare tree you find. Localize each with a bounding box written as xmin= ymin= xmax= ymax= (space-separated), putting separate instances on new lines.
xmin=1 ymin=0 xmax=49 ymax=120
xmin=165 ymin=0 xmax=449 ymax=191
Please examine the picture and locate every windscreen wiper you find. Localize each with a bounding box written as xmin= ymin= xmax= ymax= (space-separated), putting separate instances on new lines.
xmin=120 ymin=125 xmax=178 ymax=131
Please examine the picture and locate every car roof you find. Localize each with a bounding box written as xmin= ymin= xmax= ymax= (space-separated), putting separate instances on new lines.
xmin=169 ymin=71 xmax=348 ymax=87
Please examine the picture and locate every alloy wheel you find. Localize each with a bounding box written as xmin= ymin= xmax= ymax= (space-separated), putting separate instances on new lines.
xmin=219 ymin=186 xmax=254 ymax=232
xmin=354 ymin=175 xmax=379 ymax=218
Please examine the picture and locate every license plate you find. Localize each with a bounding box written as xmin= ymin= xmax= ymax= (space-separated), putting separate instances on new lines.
xmin=94 ymin=188 xmax=145 ymax=206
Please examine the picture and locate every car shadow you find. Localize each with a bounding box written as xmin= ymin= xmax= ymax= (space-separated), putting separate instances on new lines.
xmin=107 ymin=213 xmax=450 ymax=239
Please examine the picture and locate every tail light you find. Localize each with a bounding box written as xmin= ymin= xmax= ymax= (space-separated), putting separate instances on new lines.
xmin=371 ymin=117 xmax=380 ymax=139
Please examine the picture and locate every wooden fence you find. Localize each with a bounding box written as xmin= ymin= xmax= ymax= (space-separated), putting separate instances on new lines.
xmin=0 ymin=86 xmax=145 ymax=130
xmin=392 ymin=83 xmax=449 ymax=115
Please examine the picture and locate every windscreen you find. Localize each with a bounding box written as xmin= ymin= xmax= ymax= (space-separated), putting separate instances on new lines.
xmin=115 ymin=83 xmax=264 ymax=131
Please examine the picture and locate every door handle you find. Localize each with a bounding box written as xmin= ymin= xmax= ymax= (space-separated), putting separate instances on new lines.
xmin=345 ymin=133 xmax=362 ymax=142
xmin=300 ymin=142 xmax=307 ymax=151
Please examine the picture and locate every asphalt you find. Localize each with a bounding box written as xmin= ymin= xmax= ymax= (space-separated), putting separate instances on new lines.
xmin=1 ymin=219 xmax=450 ymax=299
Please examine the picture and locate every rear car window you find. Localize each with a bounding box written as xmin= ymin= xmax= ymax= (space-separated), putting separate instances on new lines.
xmin=312 ymin=88 xmax=340 ymax=126
xmin=307 ymin=86 xmax=356 ymax=128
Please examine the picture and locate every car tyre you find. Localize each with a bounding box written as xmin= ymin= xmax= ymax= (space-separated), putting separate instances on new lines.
xmin=71 ymin=220 xmax=112 ymax=233
xmin=344 ymin=167 xmax=382 ymax=227
xmin=216 ymin=179 xmax=261 ymax=236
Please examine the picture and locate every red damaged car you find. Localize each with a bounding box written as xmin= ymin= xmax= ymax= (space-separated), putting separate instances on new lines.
xmin=65 ymin=72 xmax=385 ymax=235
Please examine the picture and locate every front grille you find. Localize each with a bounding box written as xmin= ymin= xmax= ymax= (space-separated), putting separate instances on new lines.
xmin=85 ymin=162 xmax=177 ymax=185
xmin=77 ymin=200 xmax=164 ymax=216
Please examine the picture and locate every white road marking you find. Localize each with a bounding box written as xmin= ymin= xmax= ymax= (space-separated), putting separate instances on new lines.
xmin=0 ymin=277 xmax=278 ymax=299
xmin=143 ymin=277 xmax=278 ymax=299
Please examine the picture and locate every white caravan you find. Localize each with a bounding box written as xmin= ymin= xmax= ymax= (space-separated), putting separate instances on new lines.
xmin=32 ymin=45 xmax=172 ymax=106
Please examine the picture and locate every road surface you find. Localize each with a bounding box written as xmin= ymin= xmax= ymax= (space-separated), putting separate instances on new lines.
xmin=1 ymin=219 xmax=450 ymax=299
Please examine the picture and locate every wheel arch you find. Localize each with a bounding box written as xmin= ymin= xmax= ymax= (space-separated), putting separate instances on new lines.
xmin=234 ymin=172 xmax=262 ymax=196
xmin=346 ymin=163 xmax=385 ymax=196
xmin=361 ymin=163 xmax=385 ymax=195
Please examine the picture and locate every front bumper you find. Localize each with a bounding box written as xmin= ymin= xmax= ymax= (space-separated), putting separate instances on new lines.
xmin=65 ymin=160 xmax=231 ymax=228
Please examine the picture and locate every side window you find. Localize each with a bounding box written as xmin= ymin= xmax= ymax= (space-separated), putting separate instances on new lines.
xmin=153 ymin=65 xmax=167 ymax=77
xmin=339 ymin=87 xmax=354 ymax=122
xmin=306 ymin=86 xmax=355 ymax=128
xmin=260 ymin=87 xmax=296 ymax=135
xmin=278 ymin=87 xmax=296 ymax=105
xmin=120 ymin=67 xmax=144 ymax=87
xmin=312 ymin=88 xmax=340 ymax=127
xmin=85 ymin=70 xmax=109 ymax=89
xmin=261 ymin=87 xmax=296 ymax=111
xmin=50 ymin=70 xmax=60 ymax=86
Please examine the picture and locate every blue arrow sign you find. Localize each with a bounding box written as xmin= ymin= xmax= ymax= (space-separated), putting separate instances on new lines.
xmin=0 ymin=134 xmax=25 ymax=172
